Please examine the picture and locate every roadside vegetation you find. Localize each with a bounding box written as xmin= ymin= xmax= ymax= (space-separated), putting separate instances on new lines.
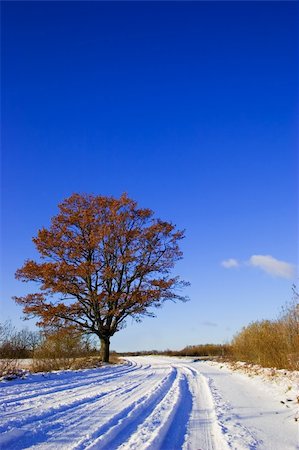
xmin=1 ymin=289 xmax=298 ymax=377
xmin=121 ymin=290 xmax=299 ymax=371
xmin=231 ymin=293 xmax=299 ymax=370
xmin=0 ymin=323 xmax=119 ymax=378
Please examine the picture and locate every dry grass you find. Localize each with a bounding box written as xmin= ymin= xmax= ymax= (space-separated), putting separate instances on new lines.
xmin=29 ymin=354 xmax=121 ymax=373
xmin=0 ymin=359 xmax=20 ymax=378
xmin=231 ymin=299 xmax=299 ymax=370
xmin=1 ymin=326 xmax=122 ymax=375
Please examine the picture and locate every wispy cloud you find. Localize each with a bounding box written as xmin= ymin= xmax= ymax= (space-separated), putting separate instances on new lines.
xmin=202 ymin=321 xmax=218 ymax=327
xmin=248 ymin=254 xmax=295 ymax=279
xmin=221 ymin=258 xmax=239 ymax=268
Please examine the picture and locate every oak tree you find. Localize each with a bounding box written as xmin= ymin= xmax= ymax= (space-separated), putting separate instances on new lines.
xmin=14 ymin=193 xmax=189 ymax=362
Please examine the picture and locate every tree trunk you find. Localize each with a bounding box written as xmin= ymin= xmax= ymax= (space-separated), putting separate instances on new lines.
xmin=100 ymin=336 xmax=110 ymax=363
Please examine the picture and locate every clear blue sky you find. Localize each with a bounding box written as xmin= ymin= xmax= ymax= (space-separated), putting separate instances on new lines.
xmin=1 ymin=1 xmax=298 ymax=351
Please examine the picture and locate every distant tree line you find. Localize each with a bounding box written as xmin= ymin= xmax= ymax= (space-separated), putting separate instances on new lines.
xmin=117 ymin=344 xmax=231 ymax=358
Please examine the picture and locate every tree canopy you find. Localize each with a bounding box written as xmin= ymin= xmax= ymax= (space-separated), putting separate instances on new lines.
xmin=14 ymin=193 xmax=189 ymax=361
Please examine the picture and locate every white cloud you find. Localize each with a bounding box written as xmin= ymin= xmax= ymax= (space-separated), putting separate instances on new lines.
xmin=221 ymin=258 xmax=239 ymax=268
xmin=248 ymin=254 xmax=295 ymax=279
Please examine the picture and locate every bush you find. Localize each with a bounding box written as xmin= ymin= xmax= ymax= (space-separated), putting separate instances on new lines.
xmin=33 ymin=328 xmax=85 ymax=359
xmin=0 ymin=359 xmax=20 ymax=378
xmin=231 ymin=297 xmax=299 ymax=370
xmin=30 ymin=328 xmax=108 ymax=372
xmin=0 ymin=321 xmax=41 ymax=359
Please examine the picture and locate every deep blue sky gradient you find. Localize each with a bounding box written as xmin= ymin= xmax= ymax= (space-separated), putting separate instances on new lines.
xmin=1 ymin=1 xmax=298 ymax=350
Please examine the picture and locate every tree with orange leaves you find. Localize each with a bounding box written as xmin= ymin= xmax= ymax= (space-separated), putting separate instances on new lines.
xmin=14 ymin=193 xmax=189 ymax=362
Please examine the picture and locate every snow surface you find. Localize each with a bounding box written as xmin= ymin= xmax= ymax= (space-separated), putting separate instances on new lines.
xmin=0 ymin=356 xmax=298 ymax=449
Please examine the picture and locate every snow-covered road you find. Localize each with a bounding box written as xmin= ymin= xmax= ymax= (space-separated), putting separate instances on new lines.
xmin=0 ymin=356 xmax=298 ymax=449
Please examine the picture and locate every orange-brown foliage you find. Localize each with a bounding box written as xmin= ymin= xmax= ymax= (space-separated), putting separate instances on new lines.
xmin=14 ymin=193 xmax=189 ymax=362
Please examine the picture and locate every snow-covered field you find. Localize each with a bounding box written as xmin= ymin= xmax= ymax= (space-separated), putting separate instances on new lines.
xmin=0 ymin=356 xmax=298 ymax=449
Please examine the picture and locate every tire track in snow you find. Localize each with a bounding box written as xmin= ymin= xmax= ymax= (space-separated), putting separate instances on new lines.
xmin=0 ymin=383 xmax=122 ymax=438
xmin=0 ymin=363 xmax=149 ymax=427
xmin=124 ymin=364 xmax=228 ymax=450
xmin=0 ymin=366 xmax=171 ymax=449
xmin=80 ymin=367 xmax=178 ymax=450
xmin=121 ymin=370 xmax=192 ymax=450
xmin=1 ymin=357 xmax=268 ymax=450
xmin=1 ymin=361 xmax=140 ymax=404
xmin=182 ymin=366 xmax=229 ymax=450
xmin=0 ymin=372 xmax=159 ymax=447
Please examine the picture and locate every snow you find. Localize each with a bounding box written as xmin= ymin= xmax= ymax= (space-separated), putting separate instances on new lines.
xmin=0 ymin=356 xmax=298 ymax=449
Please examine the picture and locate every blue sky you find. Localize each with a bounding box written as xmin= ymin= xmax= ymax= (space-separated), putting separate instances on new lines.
xmin=1 ymin=1 xmax=298 ymax=351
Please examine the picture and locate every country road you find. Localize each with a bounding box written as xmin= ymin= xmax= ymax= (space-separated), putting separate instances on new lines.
xmin=0 ymin=357 xmax=297 ymax=449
